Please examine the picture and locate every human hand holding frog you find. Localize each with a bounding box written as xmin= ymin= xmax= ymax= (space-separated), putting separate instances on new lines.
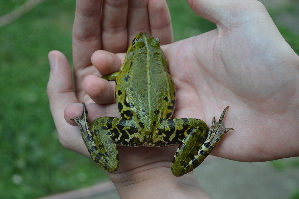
xmin=48 ymin=0 xmax=173 ymax=163
xmin=48 ymin=0 xmax=299 ymax=198
xmin=48 ymin=0 xmax=207 ymax=198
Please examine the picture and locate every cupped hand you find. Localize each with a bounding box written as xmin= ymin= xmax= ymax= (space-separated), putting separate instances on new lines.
xmin=47 ymin=0 xmax=174 ymax=166
xmin=47 ymin=2 xmax=197 ymax=195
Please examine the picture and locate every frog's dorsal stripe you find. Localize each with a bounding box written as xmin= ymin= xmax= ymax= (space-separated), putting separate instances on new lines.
xmin=115 ymin=33 xmax=176 ymax=135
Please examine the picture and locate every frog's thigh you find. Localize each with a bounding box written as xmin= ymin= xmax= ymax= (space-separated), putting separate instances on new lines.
xmin=171 ymin=118 xmax=209 ymax=177
xmin=155 ymin=118 xmax=193 ymax=146
xmin=89 ymin=117 xmax=119 ymax=173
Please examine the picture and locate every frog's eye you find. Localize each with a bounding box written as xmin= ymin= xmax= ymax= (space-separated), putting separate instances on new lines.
xmin=132 ymin=38 xmax=145 ymax=48
xmin=151 ymin=37 xmax=160 ymax=47
xmin=132 ymin=38 xmax=138 ymax=44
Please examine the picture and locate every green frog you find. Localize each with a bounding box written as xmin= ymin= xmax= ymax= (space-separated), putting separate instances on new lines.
xmin=72 ymin=32 xmax=233 ymax=177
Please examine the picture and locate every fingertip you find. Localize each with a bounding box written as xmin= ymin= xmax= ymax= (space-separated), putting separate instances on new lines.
xmin=48 ymin=51 xmax=56 ymax=69
xmin=91 ymin=50 xmax=123 ymax=76
xmin=47 ymin=50 xmax=73 ymax=95
xmin=83 ymin=74 xmax=116 ymax=104
xmin=64 ymin=103 xmax=85 ymax=126
xmin=48 ymin=50 xmax=68 ymax=67
xmin=65 ymin=102 xmax=118 ymax=126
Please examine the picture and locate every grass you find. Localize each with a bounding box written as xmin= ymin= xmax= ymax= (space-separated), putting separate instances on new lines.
xmin=0 ymin=0 xmax=298 ymax=198
xmin=271 ymin=158 xmax=299 ymax=199
xmin=0 ymin=1 xmax=105 ymax=198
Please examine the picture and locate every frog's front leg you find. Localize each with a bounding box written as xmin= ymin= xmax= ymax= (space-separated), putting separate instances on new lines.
xmin=72 ymin=103 xmax=119 ymax=173
xmin=171 ymin=107 xmax=234 ymax=177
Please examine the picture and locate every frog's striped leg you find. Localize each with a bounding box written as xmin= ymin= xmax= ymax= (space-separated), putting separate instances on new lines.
xmin=172 ymin=106 xmax=234 ymax=177
xmin=154 ymin=118 xmax=209 ymax=147
xmin=71 ymin=103 xmax=119 ymax=173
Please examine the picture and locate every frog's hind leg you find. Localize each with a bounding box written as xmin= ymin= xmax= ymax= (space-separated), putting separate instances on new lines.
xmin=72 ymin=103 xmax=119 ymax=173
xmin=171 ymin=107 xmax=233 ymax=177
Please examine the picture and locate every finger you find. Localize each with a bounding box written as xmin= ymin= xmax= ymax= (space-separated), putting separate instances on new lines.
xmin=148 ymin=0 xmax=173 ymax=45
xmin=101 ymin=0 xmax=129 ymax=53
xmin=187 ymin=0 xmax=268 ymax=27
xmin=83 ymin=75 xmax=116 ymax=105
xmin=89 ymin=50 xmax=122 ymax=106
xmin=65 ymin=103 xmax=119 ymax=126
xmin=73 ymin=0 xmax=103 ymax=69
xmin=47 ymin=51 xmax=88 ymax=156
xmin=47 ymin=51 xmax=78 ymax=120
xmin=91 ymin=50 xmax=124 ymax=75
xmin=126 ymin=0 xmax=150 ymax=38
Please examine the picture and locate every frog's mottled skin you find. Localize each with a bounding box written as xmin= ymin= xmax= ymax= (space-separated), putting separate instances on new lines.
xmin=72 ymin=32 xmax=233 ymax=176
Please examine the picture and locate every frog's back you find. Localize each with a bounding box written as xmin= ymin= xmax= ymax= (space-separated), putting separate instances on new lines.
xmin=116 ymin=33 xmax=176 ymax=132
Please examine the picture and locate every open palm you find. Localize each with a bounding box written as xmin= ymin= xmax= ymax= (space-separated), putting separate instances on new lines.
xmin=164 ymin=5 xmax=299 ymax=162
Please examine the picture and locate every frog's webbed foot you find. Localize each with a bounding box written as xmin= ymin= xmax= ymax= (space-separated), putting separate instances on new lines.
xmin=172 ymin=106 xmax=233 ymax=177
xmin=71 ymin=103 xmax=89 ymax=132
xmin=71 ymin=103 xmax=119 ymax=173
xmin=208 ymin=106 xmax=234 ymax=148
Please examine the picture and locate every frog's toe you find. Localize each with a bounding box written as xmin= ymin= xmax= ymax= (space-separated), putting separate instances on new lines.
xmin=71 ymin=103 xmax=88 ymax=122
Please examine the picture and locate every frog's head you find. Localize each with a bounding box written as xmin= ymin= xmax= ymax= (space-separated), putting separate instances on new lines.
xmin=131 ymin=32 xmax=161 ymax=49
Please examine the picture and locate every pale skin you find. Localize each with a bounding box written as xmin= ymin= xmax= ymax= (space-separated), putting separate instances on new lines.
xmin=47 ymin=0 xmax=299 ymax=198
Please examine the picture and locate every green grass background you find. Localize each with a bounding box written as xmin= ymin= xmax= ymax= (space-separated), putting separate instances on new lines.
xmin=0 ymin=1 xmax=298 ymax=198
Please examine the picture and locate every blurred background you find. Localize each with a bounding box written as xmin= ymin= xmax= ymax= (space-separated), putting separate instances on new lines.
xmin=0 ymin=0 xmax=298 ymax=198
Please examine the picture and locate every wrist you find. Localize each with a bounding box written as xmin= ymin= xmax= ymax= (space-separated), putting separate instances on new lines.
xmin=109 ymin=166 xmax=210 ymax=199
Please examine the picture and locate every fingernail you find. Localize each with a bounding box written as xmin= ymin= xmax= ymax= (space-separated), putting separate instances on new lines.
xmin=48 ymin=53 xmax=55 ymax=68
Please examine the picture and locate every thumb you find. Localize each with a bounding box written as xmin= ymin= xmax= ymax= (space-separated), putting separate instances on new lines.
xmin=47 ymin=50 xmax=88 ymax=156
xmin=47 ymin=50 xmax=77 ymax=112
xmin=186 ymin=0 xmax=268 ymax=27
